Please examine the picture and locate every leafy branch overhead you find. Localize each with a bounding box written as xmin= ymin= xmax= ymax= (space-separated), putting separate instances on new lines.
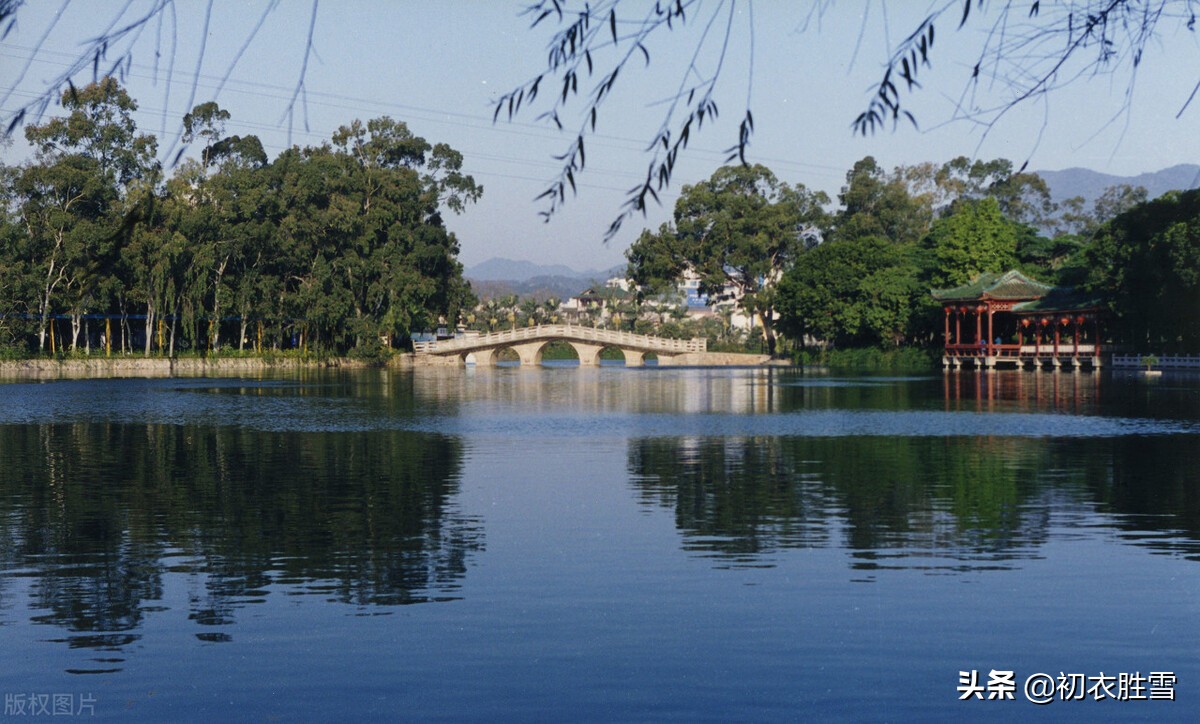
xmin=494 ymin=0 xmax=754 ymax=242
xmin=497 ymin=0 xmax=1196 ymax=238
xmin=1 ymin=0 xmax=1195 ymax=243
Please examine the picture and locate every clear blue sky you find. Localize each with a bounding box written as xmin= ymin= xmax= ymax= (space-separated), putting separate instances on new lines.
xmin=3 ymin=1 xmax=1199 ymax=271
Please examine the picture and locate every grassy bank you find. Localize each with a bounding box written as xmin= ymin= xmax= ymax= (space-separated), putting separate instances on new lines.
xmin=793 ymin=347 xmax=938 ymax=372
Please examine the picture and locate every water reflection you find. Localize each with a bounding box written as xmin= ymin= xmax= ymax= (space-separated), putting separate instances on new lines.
xmin=417 ymin=365 xmax=785 ymax=415
xmin=0 ymin=424 xmax=481 ymax=668
xmin=1 ymin=367 xmax=1198 ymax=715
xmin=941 ymin=368 xmax=1200 ymax=420
xmin=629 ymin=434 xmax=1200 ymax=572
xmin=0 ymin=371 xmax=463 ymax=430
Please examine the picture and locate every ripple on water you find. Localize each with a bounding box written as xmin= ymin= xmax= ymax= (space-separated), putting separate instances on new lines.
xmin=1 ymin=376 xmax=1196 ymax=439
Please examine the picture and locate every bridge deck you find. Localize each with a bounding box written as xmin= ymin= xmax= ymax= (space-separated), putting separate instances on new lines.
xmin=413 ymin=324 xmax=705 ymax=356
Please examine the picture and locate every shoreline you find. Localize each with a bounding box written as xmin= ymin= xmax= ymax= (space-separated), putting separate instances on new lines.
xmin=0 ymin=350 xmax=786 ymax=379
xmin=0 ymin=354 xmax=416 ymax=379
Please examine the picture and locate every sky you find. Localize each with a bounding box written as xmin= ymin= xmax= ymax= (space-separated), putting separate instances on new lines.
xmin=3 ymin=1 xmax=1200 ymax=272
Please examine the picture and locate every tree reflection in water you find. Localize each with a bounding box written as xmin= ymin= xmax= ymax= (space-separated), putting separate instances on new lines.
xmin=628 ymin=434 xmax=1200 ymax=571
xmin=0 ymin=423 xmax=482 ymax=664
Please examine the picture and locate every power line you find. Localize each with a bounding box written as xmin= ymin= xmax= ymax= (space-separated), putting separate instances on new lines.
xmin=0 ymin=42 xmax=851 ymax=184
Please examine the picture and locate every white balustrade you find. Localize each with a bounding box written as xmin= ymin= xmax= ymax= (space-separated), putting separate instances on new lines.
xmin=1112 ymin=354 xmax=1200 ymax=369
xmin=412 ymin=324 xmax=706 ymax=356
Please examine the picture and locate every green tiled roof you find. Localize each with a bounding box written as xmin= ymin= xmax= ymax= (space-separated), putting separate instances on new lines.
xmin=1012 ymin=287 xmax=1105 ymax=313
xmin=930 ymin=270 xmax=1053 ymax=301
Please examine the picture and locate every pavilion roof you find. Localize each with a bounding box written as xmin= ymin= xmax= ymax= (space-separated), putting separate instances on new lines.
xmin=930 ymin=270 xmax=1053 ymax=302
xmin=1012 ymin=286 xmax=1105 ymax=313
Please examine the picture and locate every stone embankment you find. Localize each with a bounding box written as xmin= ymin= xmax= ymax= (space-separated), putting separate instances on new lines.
xmin=0 ymin=350 xmax=780 ymax=378
xmin=0 ymin=355 xmax=416 ymax=379
xmin=654 ymin=352 xmax=774 ymax=366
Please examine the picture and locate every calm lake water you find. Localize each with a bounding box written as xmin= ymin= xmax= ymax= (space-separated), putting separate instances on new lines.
xmin=0 ymin=365 xmax=1197 ymax=721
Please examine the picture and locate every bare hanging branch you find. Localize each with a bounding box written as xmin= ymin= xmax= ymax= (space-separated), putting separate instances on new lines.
xmin=499 ymin=0 xmax=1200 ymax=239
xmin=3 ymin=0 xmax=1199 ymax=240
xmin=494 ymin=0 xmax=757 ymax=242
xmin=856 ymin=0 xmax=1197 ymax=148
xmin=1 ymin=0 xmax=306 ymax=152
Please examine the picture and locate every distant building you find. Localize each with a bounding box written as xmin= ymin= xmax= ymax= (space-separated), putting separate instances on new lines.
xmin=560 ymin=286 xmax=633 ymax=324
xmin=604 ymin=276 xmax=632 ymax=292
xmin=673 ymin=267 xmax=765 ymax=332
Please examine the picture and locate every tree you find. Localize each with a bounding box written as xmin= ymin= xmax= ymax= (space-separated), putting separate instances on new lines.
xmin=1 ymin=76 xmax=481 ymax=357
xmin=272 ymin=118 xmax=480 ymax=352
xmin=777 ymin=236 xmax=923 ymax=349
xmin=834 ymin=157 xmax=933 ymax=246
xmin=626 ymin=164 xmax=829 ymax=355
xmin=13 ymin=78 xmax=157 ymax=352
xmin=923 ymin=197 xmax=1020 ymax=288
xmin=935 ymin=157 xmax=1055 ymax=227
xmin=1085 ymin=189 xmax=1200 ymax=351
xmin=182 ymin=101 xmax=268 ymax=171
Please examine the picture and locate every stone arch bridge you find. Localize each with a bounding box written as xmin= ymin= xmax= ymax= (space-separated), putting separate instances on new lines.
xmin=412 ymin=325 xmax=707 ymax=367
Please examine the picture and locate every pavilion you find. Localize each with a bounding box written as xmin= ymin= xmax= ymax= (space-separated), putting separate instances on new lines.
xmin=931 ymin=270 xmax=1105 ymax=371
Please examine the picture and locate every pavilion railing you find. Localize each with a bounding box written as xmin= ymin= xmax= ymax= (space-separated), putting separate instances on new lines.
xmin=945 ymin=343 xmax=1099 ymax=357
xmin=1112 ymin=354 xmax=1200 ymax=369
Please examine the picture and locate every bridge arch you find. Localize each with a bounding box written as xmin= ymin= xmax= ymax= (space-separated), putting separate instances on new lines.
xmin=466 ymin=340 xmax=610 ymax=367
xmin=415 ymin=324 xmax=705 ymax=368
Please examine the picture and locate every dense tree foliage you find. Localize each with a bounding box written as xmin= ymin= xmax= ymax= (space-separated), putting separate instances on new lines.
xmin=4 ymin=78 xmax=1195 ymax=361
xmin=775 ymin=154 xmax=1195 ymax=355
xmin=923 ymin=197 xmax=1021 ymax=288
xmin=777 ymin=237 xmax=924 ymax=349
xmin=1085 ymin=189 xmax=1200 ymax=351
xmin=0 ymin=80 xmax=479 ymax=357
xmin=833 ymin=157 xmax=932 ymax=246
xmin=625 ymin=165 xmax=829 ymax=355
xmin=622 ymin=151 xmax=1196 ymax=358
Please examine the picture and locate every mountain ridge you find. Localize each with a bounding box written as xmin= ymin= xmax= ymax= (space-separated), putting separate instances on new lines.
xmin=466 ymin=256 xmax=625 ymax=286
xmin=465 ymin=257 xmax=623 ymax=282
xmin=1035 ymin=163 xmax=1200 ymax=204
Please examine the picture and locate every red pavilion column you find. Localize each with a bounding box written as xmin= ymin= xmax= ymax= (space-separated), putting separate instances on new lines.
xmin=987 ymin=303 xmax=994 ymax=356
xmin=975 ymin=306 xmax=983 ymax=354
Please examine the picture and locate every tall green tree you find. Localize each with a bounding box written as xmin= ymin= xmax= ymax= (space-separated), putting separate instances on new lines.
xmin=777 ymin=236 xmax=923 ymax=348
xmin=935 ymin=156 xmax=1054 ymax=226
xmin=1085 ymin=189 xmax=1200 ymax=351
xmin=14 ymin=78 xmax=157 ymax=352
xmin=275 ymin=117 xmax=480 ymax=351
xmin=923 ymin=197 xmax=1020 ymax=288
xmin=626 ymin=164 xmax=829 ymax=355
xmin=835 ymin=157 xmax=932 ymax=245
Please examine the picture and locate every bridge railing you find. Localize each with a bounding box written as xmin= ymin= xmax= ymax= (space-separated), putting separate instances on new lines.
xmin=413 ymin=324 xmax=706 ymax=355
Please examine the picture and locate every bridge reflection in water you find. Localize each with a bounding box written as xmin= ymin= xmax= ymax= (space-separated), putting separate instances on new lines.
xmin=413 ymin=324 xmax=707 ymax=367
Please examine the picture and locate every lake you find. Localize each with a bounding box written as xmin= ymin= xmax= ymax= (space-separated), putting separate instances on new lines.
xmin=0 ymin=365 xmax=1197 ymax=720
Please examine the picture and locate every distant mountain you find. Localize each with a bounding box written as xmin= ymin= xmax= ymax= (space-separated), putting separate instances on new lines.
xmin=1037 ymin=164 xmax=1200 ymax=205
xmin=468 ymin=273 xmax=616 ymax=302
xmin=465 ymin=257 xmax=625 ymax=282
xmin=464 ymin=257 xmax=626 ymax=300
xmin=465 ymin=257 xmax=581 ymax=281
